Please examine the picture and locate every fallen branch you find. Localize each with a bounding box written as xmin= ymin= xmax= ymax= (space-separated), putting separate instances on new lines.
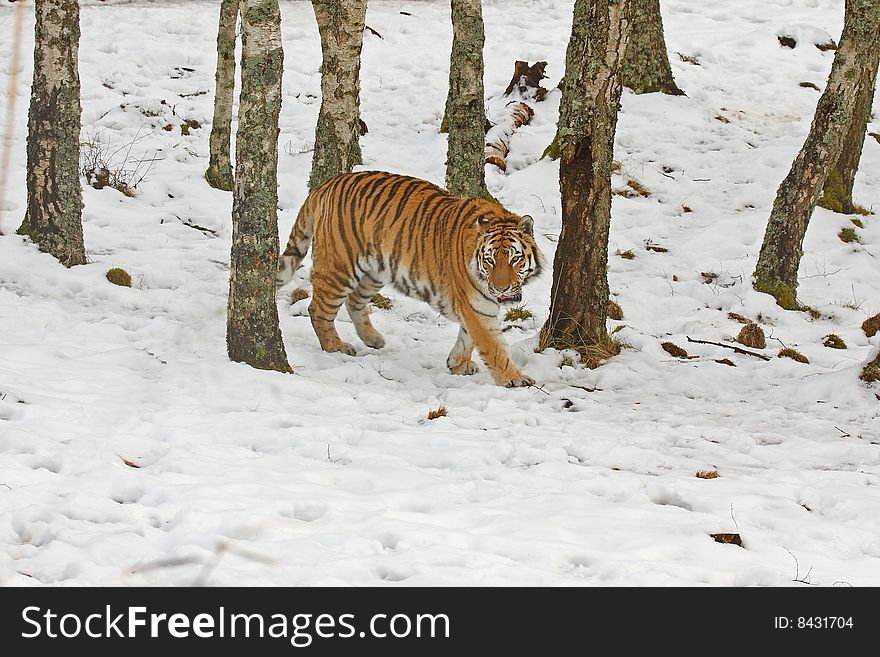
xmin=686 ymin=336 xmax=771 ymax=361
xmin=485 ymin=101 xmax=534 ymax=172
xmin=365 ymin=25 xmax=383 ymax=39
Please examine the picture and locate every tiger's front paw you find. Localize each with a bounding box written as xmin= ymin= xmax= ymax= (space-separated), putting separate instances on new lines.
xmin=502 ymin=373 xmax=535 ymax=388
xmin=326 ymin=341 xmax=357 ymax=356
xmin=449 ymin=360 xmax=479 ymax=376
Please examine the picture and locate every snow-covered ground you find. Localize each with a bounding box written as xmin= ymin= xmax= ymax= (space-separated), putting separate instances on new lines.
xmin=1 ymin=0 xmax=878 ymax=586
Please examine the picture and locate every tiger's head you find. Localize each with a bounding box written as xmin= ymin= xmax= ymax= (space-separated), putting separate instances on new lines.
xmin=474 ymin=211 xmax=545 ymax=305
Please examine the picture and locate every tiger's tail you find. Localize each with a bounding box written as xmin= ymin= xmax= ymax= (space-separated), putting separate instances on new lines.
xmin=276 ymin=195 xmax=317 ymax=287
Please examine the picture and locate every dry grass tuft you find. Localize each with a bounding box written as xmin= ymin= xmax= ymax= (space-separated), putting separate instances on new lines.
xmin=778 ymin=347 xmax=809 ymax=364
xmin=736 ymin=323 xmax=766 ymax=349
xmin=625 ymin=179 xmax=651 ymax=198
xmin=427 ymin=406 xmax=447 ymax=420
xmin=615 ymin=249 xmax=636 ymax=260
xmin=822 ymin=334 xmax=846 ymax=349
xmin=607 ymin=300 xmax=624 ymax=321
xmin=710 ymin=532 xmax=743 ymax=547
xmin=579 ymin=337 xmax=624 ymax=369
xmin=504 ymin=306 xmax=534 ymax=322
xmin=838 ymin=227 xmax=860 ymax=243
xmin=661 ymin=342 xmax=689 ymax=358
xmin=106 ymin=267 xmax=132 ymax=287
xmin=696 ymin=470 xmax=720 ymax=479
xmin=862 ymin=313 xmax=880 ymax=338
xmin=861 ymin=352 xmax=880 ymax=383
xmin=727 ymin=312 xmax=751 ymax=324
xmin=371 ymin=293 xmax=393 ymax=310
xmin=290 ymin=288 xmax=309 ymax=304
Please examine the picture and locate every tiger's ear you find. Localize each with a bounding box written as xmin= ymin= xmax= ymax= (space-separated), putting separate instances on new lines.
xmin=477 ymin=216 xmax=491 ymax=233
xmin=519 ymin=215 xmax=534 ymax=235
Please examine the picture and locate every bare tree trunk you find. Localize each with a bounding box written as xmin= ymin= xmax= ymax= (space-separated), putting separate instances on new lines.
xmin=206 ymin=0 xmax=240 ymax=191
xmin=540 ymin=0 xmax=632 ymax=359
xmin=227 ymin=0 xmax=291 ymax=373
xmin=754 ymin=0 xmax=880 ymax=309
xmin=309 ymin=0 xmax=366 ymax=190
xmin=18 ymin=0 xmax=86 ymax=267
xmin=620 ymin=0 xmax=683 ymax=95
xmin=444 ymin=0 xmax=487 ymax=198
xmin=818 ymin=36 xmax=880 ymax=214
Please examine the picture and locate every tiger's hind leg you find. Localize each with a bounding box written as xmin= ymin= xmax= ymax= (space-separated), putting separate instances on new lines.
xmin=447 ymin=326 xmax=478 ymax=375
xmin=309 ymin=269 xmax=357 ymax=356
xmin=346 ymin=272 xmax=386 ymax=349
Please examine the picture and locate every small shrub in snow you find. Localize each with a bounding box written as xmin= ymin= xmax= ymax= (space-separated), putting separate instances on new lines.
xmin=427 ymin=406 xmax=447 ymax=420
xmin=822 ymin=334 xmax=846 ymax=349
xmin=291 ymin=288 xmax=309 ymax=304
xmin=696 ymin=470 xmax=720 ymax=479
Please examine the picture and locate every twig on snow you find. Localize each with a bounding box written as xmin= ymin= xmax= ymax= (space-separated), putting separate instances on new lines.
xmin=686 ymin=336 xmax=771 ymax=361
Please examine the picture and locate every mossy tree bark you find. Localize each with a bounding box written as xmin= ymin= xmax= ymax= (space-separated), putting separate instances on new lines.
xmin=620 ymin=0 xmax=683 ymax=95
xmin=308 ymin=0 xmax=367 ymax=190
xmin=444 ymin=0 xmax=487 ymax=198
xmin=227 ymin=0 xmax=291 ymax=373
xmin=206 ymin=0 xmax=240 ymax=191
xmin=18 ymin=0 xmax=86 ymax=267
xmin=540 ymin=0 xmax=633 ymax=353
xmin=818 ymin=35 xmax=880 ymax=214
xmin=754 ymin=0 xmax=880 ymax=309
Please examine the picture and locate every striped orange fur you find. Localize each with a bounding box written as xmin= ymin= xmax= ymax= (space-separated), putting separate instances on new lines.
xmin=277 ymin=171 xmax=544 ymax=387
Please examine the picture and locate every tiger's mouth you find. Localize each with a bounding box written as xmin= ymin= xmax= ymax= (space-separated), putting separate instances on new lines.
xmin=496 ymin=293 xmax=522 ymax=304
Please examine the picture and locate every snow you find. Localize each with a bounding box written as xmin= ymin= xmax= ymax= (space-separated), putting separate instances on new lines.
xmin=0 ymin=0 xmax=878 ymax=586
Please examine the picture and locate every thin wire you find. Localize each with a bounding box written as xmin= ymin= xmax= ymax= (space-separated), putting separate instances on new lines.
xmin=0 ymin=0 xmax=28 ymax=236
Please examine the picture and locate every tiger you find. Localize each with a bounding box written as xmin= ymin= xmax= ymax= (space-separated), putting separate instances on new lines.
xmin=276 ymin=171 xmax=544 ymax=387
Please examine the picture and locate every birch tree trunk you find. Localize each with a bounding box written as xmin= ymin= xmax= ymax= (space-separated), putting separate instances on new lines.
xmin=754 ymin=0 xmax=880 ymax=309
xmin=540 ymin=0 xmax=632 ymax=359
xmin=18 ymin=0 xmax=86 ymax=267
xmin=620 ymin=0 xmax=683 ymax=95
xmin=444 ymin=0 xmax=487 ymax=198
xmin=206 ymin=0 xmax=240 ymax=191
xmin=227 ymin=0 xmax=291 ymax=373
xmin=818 ymin=36 xmax=880 ymax=214
xmin=309 ymin=0 xmax=367 ymax=190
